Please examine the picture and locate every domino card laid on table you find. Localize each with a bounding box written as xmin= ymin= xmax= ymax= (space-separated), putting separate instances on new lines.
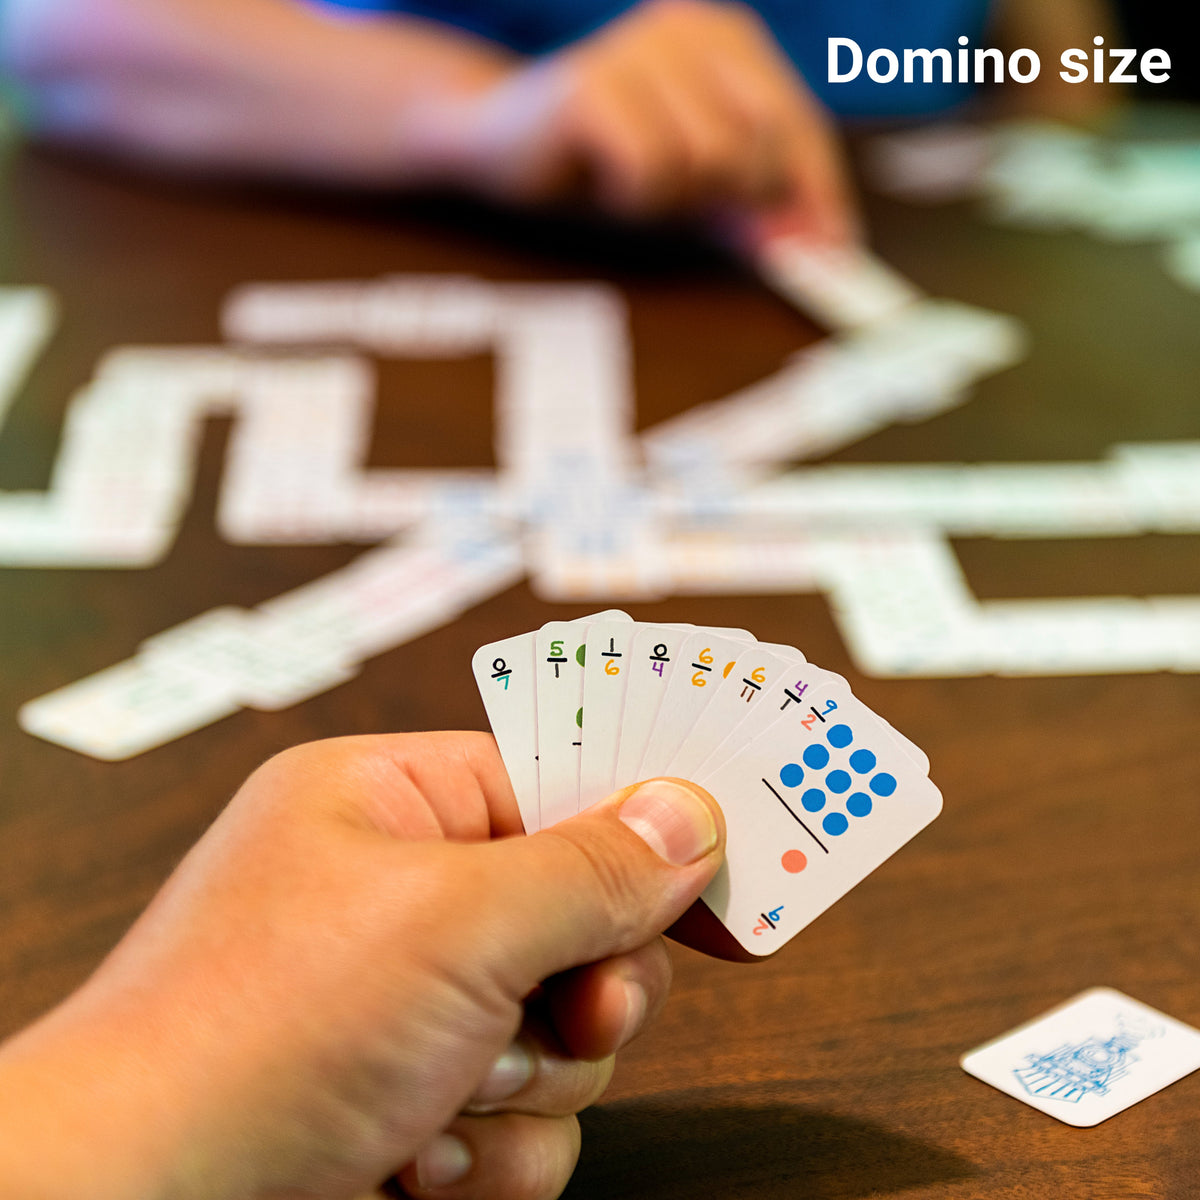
xmin=753 ymin=236 xmax=924 ymax=330
xmin=474 ymin=613 xmax=942 ymax=960
xmin=961 ymin=988 xmax=1200 ymax=1127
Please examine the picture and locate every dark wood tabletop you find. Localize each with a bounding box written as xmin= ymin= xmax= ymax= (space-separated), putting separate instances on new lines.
xmin=3 ymin=113 xmax=1200 ymax=1199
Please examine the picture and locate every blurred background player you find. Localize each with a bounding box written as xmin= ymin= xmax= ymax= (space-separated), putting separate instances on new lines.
xmin=0 ymin=0 xmax=1121 ymax=249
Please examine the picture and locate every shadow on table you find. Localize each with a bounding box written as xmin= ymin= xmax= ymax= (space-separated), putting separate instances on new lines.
xmin=563 ymin=1098 xmax=977 ymax=1200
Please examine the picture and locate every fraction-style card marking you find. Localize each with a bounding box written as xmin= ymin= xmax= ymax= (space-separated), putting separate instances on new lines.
xmin=534 ymin=611 xmax=632 ymax=828
xmin=638 ymin=630 xmax=755 ymax=779
xmin=472 ymin=632 xmax=539 ymax=831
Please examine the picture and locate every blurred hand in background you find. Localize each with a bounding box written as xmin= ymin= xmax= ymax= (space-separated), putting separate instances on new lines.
xmin=0 ymin=0 xmax=858 ymax=242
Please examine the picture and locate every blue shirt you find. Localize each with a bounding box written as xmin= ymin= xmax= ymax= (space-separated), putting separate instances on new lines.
xmin=317 ymin=0 xmax=993 ymax=117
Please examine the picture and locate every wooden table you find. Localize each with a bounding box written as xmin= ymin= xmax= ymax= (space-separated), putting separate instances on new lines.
xmin=3 ymin=123 xmax=1200 ymax=1199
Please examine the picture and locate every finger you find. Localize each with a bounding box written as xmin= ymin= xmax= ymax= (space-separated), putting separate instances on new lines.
xmin=559 ymin=55 xmax=686 ymax=216
xmin=437 ymin=60 xmax=621 ymax=206
xmin=774 ymin=86 xmax=862 ymax=246
xmin=719 ymin=92 xmax=860 ymax=250
xmin=544 ymin=938 xmax=672 ymax=1061
xmin=630 ymin=48 xmax=759 ymax=207
xmin=593 ymin=0 xmax=786 ymax=209
xmin=667 ymin=5 xmax=799 ymax=204
xmin=701 ymin=76 xmax=795 ymax=208
xmin=465 ymin=937 xmax=672 ymax=1115
xmin=447 ymin=778 xmax=724 ymax=998
xmin=699 ymin=6 xmax=861 ymax=242
xmin=463 ymin=1016 xmax=615 ymax=1117
xmin=398 ymin=1113 xmax=581 ymax=1200
xmin=248 ymin=731 xmax=525 ymax=843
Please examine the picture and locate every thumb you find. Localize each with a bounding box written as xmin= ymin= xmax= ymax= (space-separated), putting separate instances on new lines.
xmin=465 ymin=779 xmax=725 ymax=994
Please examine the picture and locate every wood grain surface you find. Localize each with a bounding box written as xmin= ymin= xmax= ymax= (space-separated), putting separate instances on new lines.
xmin=3 ymin=128 xmax=1200 ymax=1199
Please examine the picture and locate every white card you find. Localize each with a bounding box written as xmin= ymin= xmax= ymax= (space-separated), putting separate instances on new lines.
xmin=579 ymin=620 xmax=755 ymax=802
xmin=762 ymin=647 xmax=931 ymax=775
xmin=637 ymin=630 xmax=755 ymax=780
xmin=534 ymin=611 xmax=631 ymax=828
xmin=139 ymin=605 xmax=358 ymax=712
xmin=757 ymin=237 xmax=923 ymax=330
xmin=693 ymin=679 xmax=942 ymax=954
xmin=961 ymin=988 xmax=1200 ymax=1127
xmin=18 ymin=657 xmax=241 ymax=761
xmin=608 ymin=624 xmax=743 ymax=788
xmin=689 ymin=654 xmax=843 ymax=780
xmin=473 ymin=618 xmax=940 ymax=961
xmin=865 ymin=123 xmax=990 ymax=204
xmin=666 ymin=642 xmax=805 ymax=780
xmin=472 ymin=632 xmax=540 ymax=833
xmin=578 ymin=618 xmax=639 ymax=811
xmin=0 ymin=286 xmax=57 ymax=426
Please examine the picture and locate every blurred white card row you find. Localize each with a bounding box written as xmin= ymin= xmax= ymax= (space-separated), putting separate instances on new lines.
xmin=3 ymin=244 xmax=1196 ymax=761
xmin=866 ymin=117 xmax=1200 ymax=292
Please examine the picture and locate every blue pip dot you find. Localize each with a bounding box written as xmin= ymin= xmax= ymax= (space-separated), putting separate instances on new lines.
xmin=822 ymin=812 xmax=849 ymax=836
xmin=802 ymin=744 xmax=830 ymax=769
xmin=780 ymin=763 xmax=804 ymax=788
xmin=869 ymin=772 xmax=898 ymax=797
xmin=846 ymin=792 xmax=873 ymax=818
xmin=849 ymin=748 xmax=877 ymax=774
xmin=801 ymin=788 xmax=826 ymax=813
xmin=826 ymin=769 xmax=851 ymax=794
xmin=827 ymin=724 xmax=853 ymax=749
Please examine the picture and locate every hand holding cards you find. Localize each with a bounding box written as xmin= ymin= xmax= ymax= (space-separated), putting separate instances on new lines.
xmin=474 ymin=612 xmax=942 ymax=958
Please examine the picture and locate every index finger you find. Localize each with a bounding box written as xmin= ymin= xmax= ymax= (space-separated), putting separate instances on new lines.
xmin=771 ymin=85 xmax=862 ymax=246
xmin=701 ymin=14 xmax=861 ymax=244
xmin=280 ymin=731 xmax=527 ymax=843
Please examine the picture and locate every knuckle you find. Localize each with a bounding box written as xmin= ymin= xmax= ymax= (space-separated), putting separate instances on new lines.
xmin=249 ymin=738 xmax=330 ymax=797
xmin=639 ymin=138 xmax=690 ymax=207
xmin=649 ymin=0 xmax=708 ymax=23
xmin=261 ymin=733 xmax=382 ymax=775
xmin=615 ymin=166 xmax=670 ymax=216
xmin=688 ymin=125 xmax=740 ymax=179
xmin=571 ymin=107 xmax=674 ymax=215
xmin=251 ymin=735 xmax=390 ymax=806
xmin=736 ymin=87 xmax=785 ymax=132
xmin=614 ymin=137 xmax=658 ymax=185
xmin=259 ymin=739 xmax=317 ymax=777
xmin=720 ymin=0 xmax=769 ymax=38
xmin=679 ymin=124 xmax=757 ymax=199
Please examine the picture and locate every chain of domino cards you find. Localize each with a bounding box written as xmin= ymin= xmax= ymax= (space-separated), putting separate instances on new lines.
xmin=754 ymin=234 xmax=926 ymax=331
xmin=473 ymin=611 xmax=942 ymax=958
xmin=863 ymin=117 xmax=1200 ymax=294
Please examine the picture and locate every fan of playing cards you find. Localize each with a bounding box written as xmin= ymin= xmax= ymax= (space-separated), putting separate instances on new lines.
xmin=474 ymin=611 xmax=943 ymax=956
